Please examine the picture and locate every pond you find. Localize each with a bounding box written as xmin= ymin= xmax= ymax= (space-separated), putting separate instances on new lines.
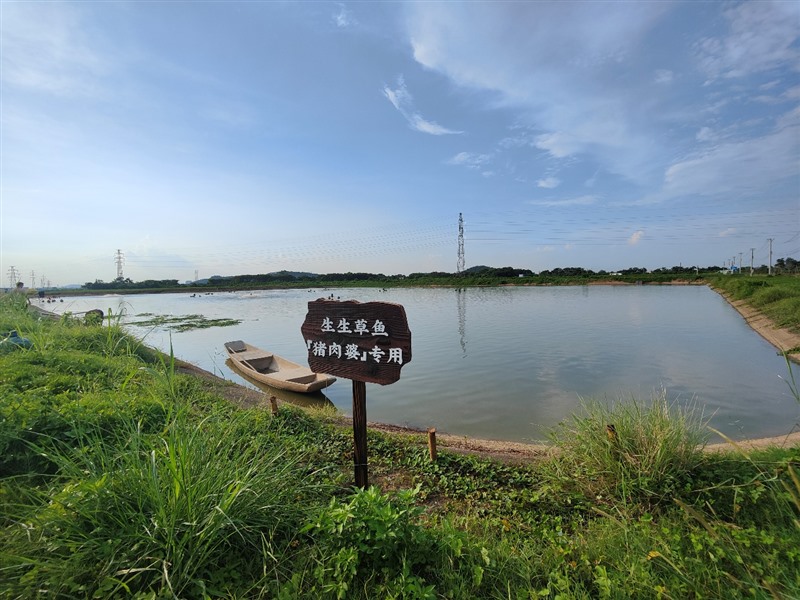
xmin=44 ymin=285 xmax=800 ymax=444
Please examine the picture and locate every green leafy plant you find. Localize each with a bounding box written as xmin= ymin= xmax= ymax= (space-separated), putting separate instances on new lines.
xmin=302 ymin=486 xmax=439 ymax=599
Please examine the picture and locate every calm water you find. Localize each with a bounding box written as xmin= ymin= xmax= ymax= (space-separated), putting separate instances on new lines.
xmin=44 ymin=286 xmax=800 ymax=443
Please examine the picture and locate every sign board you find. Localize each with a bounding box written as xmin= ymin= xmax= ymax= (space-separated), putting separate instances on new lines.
xmin=301 ymin=298 xmax=412 ymax=488
xmin=301 ymin=299 xmax=412 ymax=385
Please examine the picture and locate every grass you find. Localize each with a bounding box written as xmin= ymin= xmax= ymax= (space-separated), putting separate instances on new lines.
xmin=545 ymin=393 xmax=709 ymax=510
xmin=1 ymin=291 xmax=799 ymax=598
xmin=4 ymin=408 xmax=325 ymax=598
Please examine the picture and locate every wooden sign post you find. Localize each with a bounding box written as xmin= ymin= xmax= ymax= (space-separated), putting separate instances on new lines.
xmin=301 ymin=299 xmax=412 ymax=488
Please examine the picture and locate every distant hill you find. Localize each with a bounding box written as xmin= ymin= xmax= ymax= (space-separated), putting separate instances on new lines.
xmin=191 ymin=271 xmax=317 ymax=285
xmin=463 ymin=265 xmax=492 ymax=274
xmin=268 ymin=271 xmax=317 ymax=279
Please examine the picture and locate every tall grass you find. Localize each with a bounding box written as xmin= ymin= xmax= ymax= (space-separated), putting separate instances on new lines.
xmin=1 ymin=406 xmax=327 ymax=598
xmin=545 ymin=391 xmax=709 ymax=509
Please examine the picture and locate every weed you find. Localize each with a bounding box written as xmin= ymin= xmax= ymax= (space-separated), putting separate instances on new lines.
xmin=545 ymin=390 xmax=709 ymax=510
xmin=2 ymin=408 xmax=325 ymax=599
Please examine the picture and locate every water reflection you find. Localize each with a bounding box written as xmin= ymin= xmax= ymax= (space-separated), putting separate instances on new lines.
xmin=456 ymin=288 xmax=467 ymax=357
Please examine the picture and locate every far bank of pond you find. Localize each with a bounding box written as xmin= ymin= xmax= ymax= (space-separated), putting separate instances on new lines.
xmin=39 ymin=284 xmax=800 ymax=444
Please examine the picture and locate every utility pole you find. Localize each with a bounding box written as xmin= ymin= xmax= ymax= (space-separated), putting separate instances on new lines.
xmin=457 ymin=213 xmax=465 ymax=274
xmin=30 ymin=270 xmax=35 ymax=288
xmin=750 ymin=248 xmax=755 ymax=276
xmin=768 ymin=238 xmax=774 ymax=275
xmin=114 ymin=249 xmax=125 ymax=280
xmin=738 ymin=252 xmax=743 ymax=271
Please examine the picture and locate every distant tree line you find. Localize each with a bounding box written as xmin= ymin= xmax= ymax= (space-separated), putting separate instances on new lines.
xmin=82 ymin=277 xmax=180 ymax=290
xmin=79 ymin=260 xmax=797 ymax=291
xmin=775 ymin=257 xmax=799 ymax=274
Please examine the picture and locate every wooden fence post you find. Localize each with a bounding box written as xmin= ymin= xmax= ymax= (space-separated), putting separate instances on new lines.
xmin=428 ymin=427 xmax=437 ymax=462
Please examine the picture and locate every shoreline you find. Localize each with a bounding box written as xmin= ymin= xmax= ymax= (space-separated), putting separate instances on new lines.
xmin=712 ymin=287 xmax=800 ymax=363
xmin=27 ymin=286 xmax=800 ymax=459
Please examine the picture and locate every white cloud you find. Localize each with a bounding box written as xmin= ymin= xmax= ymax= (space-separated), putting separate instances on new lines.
xmin=404 ymin=3 xmax=669 ymax=180
xmin=403 ymin=2 xmax=799 ymax=195
xmin=334 ymin=4 xmax=355 ymax=28
xmin=0 ymin=2 xmax=108 ymax=97
xmin=584 ymin=170 xmax=600 ymax=188
xmin=663 ymin=115 xmax=799 ymax=199
xmin=654 ymin=69 xmax=673 ymax=84
xmin=382 ymin=76 xmax=462 ymax=135
xmin=695 ymin=127 xmax=715 ymax=142
xmin=694 ymin=1 xmax=800 ymax=80
xmin=534 ymin=132 xmax=581 ymax=159
xmin=718 ymin=228 xmax=737 ymax=238
xmin=628 ymin=230 xmax=644 ymax=245
xmin=448 ymin=151 xmax=492 ymax=168
xmin=530 ymin=195 xmax=598 ymax=207
xmin=537 ymin=177 xmax=561 ymax=189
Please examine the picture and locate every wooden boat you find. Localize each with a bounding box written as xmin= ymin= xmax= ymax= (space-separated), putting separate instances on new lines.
xmin=224 ymin=340 xmax=336 ymax=393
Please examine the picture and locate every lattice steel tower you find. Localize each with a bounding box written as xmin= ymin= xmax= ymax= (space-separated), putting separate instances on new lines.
xmin=457 ymin=213 xmax=465 ymax=273
xmin=114 ymin=249 xmax=125 ymax=280
xmin=7 ymin=266 xmax=19 ymax=288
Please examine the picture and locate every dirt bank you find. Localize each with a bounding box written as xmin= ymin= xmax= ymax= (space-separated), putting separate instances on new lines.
xmin=713 ymin=289 xmax=800 ymax=363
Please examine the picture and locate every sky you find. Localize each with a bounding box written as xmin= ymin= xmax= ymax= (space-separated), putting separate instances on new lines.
xmin=1 ymin=1 xmax=798 ymax=287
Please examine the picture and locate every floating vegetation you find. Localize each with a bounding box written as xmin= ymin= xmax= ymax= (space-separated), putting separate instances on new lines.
xmin=130 ymin=313 xmax=242 ymax=332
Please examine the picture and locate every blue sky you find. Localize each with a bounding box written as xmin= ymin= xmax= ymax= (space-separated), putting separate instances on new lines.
xmin=1 ymin=1 xmax=798 ymax=286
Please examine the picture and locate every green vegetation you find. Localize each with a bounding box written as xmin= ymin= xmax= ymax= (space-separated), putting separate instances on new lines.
xmin=709 ymin=275 xmax=800 ymax=343
xmin=129 ymin=313 xmax=242 ymax=332
xmin=1 ymin=293 xmax=799 ymax=598
xmin=74 ymin=265 xmax=720 ymax=294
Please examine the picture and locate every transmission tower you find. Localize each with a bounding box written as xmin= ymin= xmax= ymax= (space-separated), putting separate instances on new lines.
xmin=114 ymin=249 xmax=125 ymax=280
xmin=457 ymin=213 xmax=465 ymax=274
xmin=7 ymin=266 xmax=19 ymax=288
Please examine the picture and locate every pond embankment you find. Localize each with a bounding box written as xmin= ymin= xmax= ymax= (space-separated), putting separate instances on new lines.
xmin=714 ymin=290 xmax=800 ymax=363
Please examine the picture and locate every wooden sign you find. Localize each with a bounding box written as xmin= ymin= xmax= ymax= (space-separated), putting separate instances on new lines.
xmin=301 ymin=299 xmax=412 ymax=385
xmin=301 ymin=299 xmax=412 ymax=488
